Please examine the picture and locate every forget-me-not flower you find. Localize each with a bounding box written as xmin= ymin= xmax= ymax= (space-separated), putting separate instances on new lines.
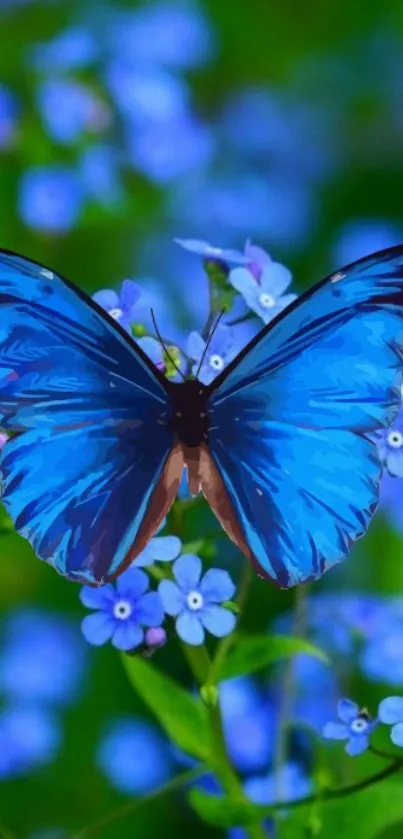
xmin=175 ymin=237 xmax=248 ymax=264
xmin=378 ymin=696 xmax=403 ymax=746
xmin=92 ymin=279 xmax=143 ymax=332
xmin=187 ymin=325 xmax=242 ymax=384
xmin=135 ymin=518 xmax=182 ymax=567
xmin=37 ymin=79 xmax=109 ymax=144
xmin=376 ymin=414 xmax=403 ymax=477
xmin=30 ymin=26 xmax=98 ymax=71
xmin=229 ymin=244 xmax=296 ymax=324
xmin=0 ymin=705 xmax=61 ymax=779
xmin=323 ymin=699 xmax=377 ymax=755
xmin=80 ymin=568 xmax=164 ymax=652
xmin=159 ymin=555 xmax=236 ymax=645
xmin=97 ymin=717 xmax=173 ymax=794
xmin=19 ymin=166 xmax=83 ymax=232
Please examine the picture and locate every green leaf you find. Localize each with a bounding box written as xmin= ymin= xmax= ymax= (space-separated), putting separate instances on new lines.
xmin=189 ymin=779 xmax=403 ymax=836
xmin=218 ymin=634 xmax=328 ymax=682
xmin=122 ymin=656 xmax=210 ymax=761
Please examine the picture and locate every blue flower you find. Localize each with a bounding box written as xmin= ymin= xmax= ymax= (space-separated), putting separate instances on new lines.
xmin=105 ymin=63 xmax=188 ymax=125
xmin=378 ymin=696 xmax=403 ymax=746
xmin=30 ymin=26 xmax=98 ymax=70
xmin=0 ymin=84 xmax=18 ymax=149
xmin=19 ymin=166 xmax=83 ymax=232
xmin=220 ymin=677 xmax=275 ymax=773
xmin=79 ymin=144 xmax=123 ymax=206
xmin=229 ymin=251 xmax=296 ymax=324
xmin=379 ymin=471 xmax=403 ymax=531
xmin=37 ymin=79 xmax=109 ymax=144
xmin=92 ymin=279 xmax=143 ymax=332
xmin=175 ymin=238 xmax=248 ymax=264
xmin=135 ymin=518 xmax=182 ymax=567
xmin=97 ymin=717 xmax=173 ymax=794
xmin=136 ymin=336 xmax=165 ymax=370
xmin=0 ymin=609 xmax=87 ymax=706
xmin=127 ymin=113 xmax=214 ymax=183
xmin=332 ymin=218 xmax=403 ymax=267
xmin=323 ymin=699 xmax=377 ymax=755
xmin=375 ymin=414 xmax=403 ymax=477
xmin=80 ymin=568 xmax=164 ymax=652
xmin=144 ymin=626 xmax=167 ymax=653
xmin=360 ymin=618 xmax=403 ymax=685
xmin=228 ymin=762 xmax=311 ymax=839
xmin=159 ymin=555 xmax=236 ymax=645
xmin=187 ymin=325 xmax=242 ymax=384
xmin=108 ymin=3 xmax=215 ymax=70
xmin=0 ymin=705 xmax=61 ymax=779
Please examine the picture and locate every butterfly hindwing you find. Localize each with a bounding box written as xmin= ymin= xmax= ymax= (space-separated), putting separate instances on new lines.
xmin=0 ymin=251 xmax=177 ymax=584
xmin=205 ymin=246 xmax=403 ymax=586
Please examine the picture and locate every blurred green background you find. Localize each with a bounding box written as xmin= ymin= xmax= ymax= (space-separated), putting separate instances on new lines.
xmin=1 ymin=0 xmax=403 ymax=837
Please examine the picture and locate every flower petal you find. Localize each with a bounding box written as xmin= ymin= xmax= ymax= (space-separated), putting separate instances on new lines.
xmin=200 ymin=569 xmax=235 ymax=603
xmin=175 ymin=238 xmax=247 ymax=264
xmin=391 ymin=722 xmax=403 ymax=747
xmin=80 ymin=584 xmax=115 ymax=610
xmin=92 ymin=289 xmax=119 ymax=310
xmin=112 ymin=621 xmax=143 ymax=651
xmin=260 ymin=263 xmax=292 ymax=297
xmin=378 ymin=696 xmax=403 ymax=724
xmin=322 ymin=722 xmax=349 ymax=741
xmin=120 ymin=278 xmax=141 ymax=314
xmin=201 ymin=605 xmax=236 ymax=638
xmin=137 ymin=336 xmax=164 ymax=366
xmin=229 ymin=267 xmax=259 ymax=310
xmin=172 ymin=554 xmax=202 ymax=590
xmin=337 ymin=699 xmax=359 ymax=723
xmin=346 ymin=734 xmax=369 ymax=756
xmin=176 ymin=612 xmax=205 ymax=645
xmin=277 ymin=293 xmax=298 ymax=310
xmin=187 ymin=331 xmax=206 ymax=363
xmin=116 ymin=567 xmax=149 ymax=599
xmin=81 ymin=612 xmax=115 ymax=646
xmin=134 ymin=592 xmax=164 ymax=627
xmin=386 ymin=450 xmax=403 ymax=478
xmin=159 ymin=580 xmax=184 ymax=616
xmin=150 ymin=535 xmax=182 ymax=562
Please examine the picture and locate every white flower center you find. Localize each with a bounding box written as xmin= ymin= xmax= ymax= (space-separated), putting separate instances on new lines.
xmin=186 ymin=590 xmax=204 ymax=612
xmin=109 ymin=307 xmax=123 ymax=320
xmin=350 ymin=718 xmax=368 ymax=734
xmin=209 ymin=353 xmax=225 ymax=371
xmin=259 ymin=292 xmax=275 ymax=309
xmin=387 ymin=430 xmax=403 ymax=449
xmin=113 ymin=599 xmax=133 ymax=620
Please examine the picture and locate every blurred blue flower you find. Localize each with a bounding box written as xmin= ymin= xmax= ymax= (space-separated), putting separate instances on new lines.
xmin=187 ymin=325 xmax=242 ymax=384
xmin=228 ymin=762 xmax=311 ymax=839
xmin=220 ymin=677 xmax=275 ymax=774
xmin=19 ymin=166 xmax=83 ymax=232
xmin=127 ymin=114 xmax=214 ymax=183
xmin=285 ymin=654 xmax=340 ymax=733
xmin=332 ymin=218 xmax=403 ymax=267
xmin=159 ymin=555 xmax=236 ymax=645
xmin=323 ymin=699 xmax=377 ymax=755
xmin=378 ymin=696 xmax=403 ymax=746
xmin=360 ymin=617 xmax=403 ymax=684
xmin=108 ymin=2 xmax=215 ymax=69
xmin=175 ymin=238 xmax=248 ymax=264
xmin=106 ymin=63 xmax=188 ymax=124
xmin=375 ymin=412 xmax=403 ymax=477
xmin=97 ymin=717 xmax=173 ymax=794
xmin=379 ymin=472 xmax=403 ymax=531
xmin=136 ymin=336 xmax=165 ymax=369
xmin=0 ymin=705 xmax=61 ymax=779
xmin=229 ymin=255 xmax=296 ymax=324
xmin=0 ymin=609 xmax=87 ymax=706
xmin=135 ymin=519 xmax=182 ymax=567
xmin=0 ymin=84 xmax=17 ymax=148
xmin=37 ymin=79 xmax=109 ymax=144
xmin=80 ymin=568 xmax=164 ymax=652
xmin=30 ymin=26 xmax=98 ymax=70
xmin=79 ymin=144 xmax=123 ymax=206
xmin=92 ymin=279 xmax=143 ymax=332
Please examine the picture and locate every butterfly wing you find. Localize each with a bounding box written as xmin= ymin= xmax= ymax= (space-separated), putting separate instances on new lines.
xmin=202 ymin=246 xmax=403 ymax=587
xmin=0 ymin=250 xmax=180 ymax=584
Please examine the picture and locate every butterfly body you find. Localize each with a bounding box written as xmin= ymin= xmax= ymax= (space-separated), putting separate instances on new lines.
xmin=1 ymin=246 xmax=403 ymax=588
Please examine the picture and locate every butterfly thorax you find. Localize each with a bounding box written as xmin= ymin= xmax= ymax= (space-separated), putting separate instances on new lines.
xmin=167 ymin=379 xmax=210 ymax=448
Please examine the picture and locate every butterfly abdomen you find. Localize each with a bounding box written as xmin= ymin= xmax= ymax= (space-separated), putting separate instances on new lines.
xmin=167 ymin=379 xmax=210 ymax=448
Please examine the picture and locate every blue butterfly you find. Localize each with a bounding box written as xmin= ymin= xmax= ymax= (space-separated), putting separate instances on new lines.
xmin=0 ymin=246 xmax=402 ymax=588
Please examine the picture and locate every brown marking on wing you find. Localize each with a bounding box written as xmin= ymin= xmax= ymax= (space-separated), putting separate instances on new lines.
xmin=106 ymin=444 xmax=184 ymax=582
xmin=198 ymin=443 xmax=255 ymax=566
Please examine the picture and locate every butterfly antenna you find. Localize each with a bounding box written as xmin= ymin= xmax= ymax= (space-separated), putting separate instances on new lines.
xmin=195 ymin=309 xmax=226 ymax=379
xmin=150 ymin=309 xmax=186 ymax=382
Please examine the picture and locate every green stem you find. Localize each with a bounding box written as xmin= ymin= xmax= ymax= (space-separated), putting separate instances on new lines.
xmin=70 ymin=766 xmax=206 ymax=839
xmin=183 ymin=644 xmax=267 ymax=839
